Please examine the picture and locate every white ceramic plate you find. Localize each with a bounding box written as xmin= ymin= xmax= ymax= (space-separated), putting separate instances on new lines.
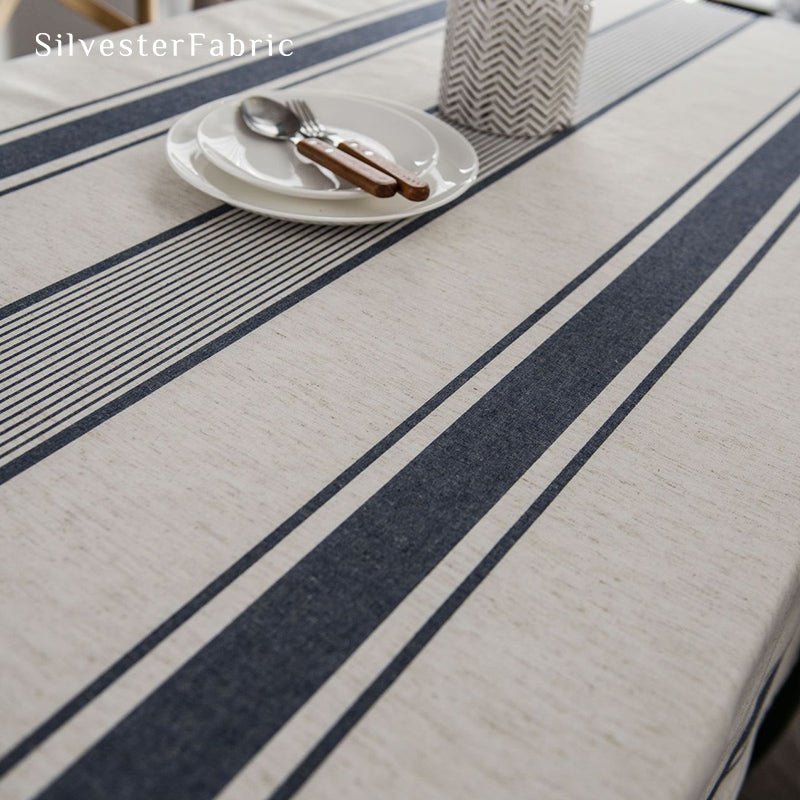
xmin=166 ymin=93 xmax=479 ymax=226
xmin=196 ymin=91 xmax=439 ymax=200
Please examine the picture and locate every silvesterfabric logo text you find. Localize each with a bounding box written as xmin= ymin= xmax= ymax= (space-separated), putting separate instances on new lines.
xmin=35 ymin=32 xmax=294 ymax=58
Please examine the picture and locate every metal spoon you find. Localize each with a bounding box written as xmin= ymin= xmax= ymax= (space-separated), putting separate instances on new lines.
xmin=239 ymin=96 xmax=397 ymax=198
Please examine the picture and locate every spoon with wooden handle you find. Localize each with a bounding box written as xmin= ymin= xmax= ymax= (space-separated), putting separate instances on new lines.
xmin=239 ymin=96 xmax=397 ymax=198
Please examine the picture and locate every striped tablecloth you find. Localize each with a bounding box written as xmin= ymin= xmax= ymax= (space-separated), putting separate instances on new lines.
xmin=2 ymin=0 xmax=800 ymax=798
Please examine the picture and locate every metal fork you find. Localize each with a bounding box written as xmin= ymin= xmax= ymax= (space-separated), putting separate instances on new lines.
xmin=286 ymin=98 xmax=430 ymax=202
xmin=281 ymin=97 xmax=397 ymax=197
xmin=288 ymin=99 xmax=326 ymax=139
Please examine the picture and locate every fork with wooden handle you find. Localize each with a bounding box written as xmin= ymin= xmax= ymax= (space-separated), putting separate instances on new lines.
xmin=239 ymin=95 xmax=398 ymax=198
xmin=289 ymin=99 xmax=431 ymax=202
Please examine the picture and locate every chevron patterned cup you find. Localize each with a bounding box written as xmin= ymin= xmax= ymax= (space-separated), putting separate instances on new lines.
xmin=439 ymin=0 xmax=593 ymax=138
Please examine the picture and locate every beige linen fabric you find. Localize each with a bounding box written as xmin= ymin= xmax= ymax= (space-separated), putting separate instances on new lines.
xmin=1 ymin=1 xmax=799 ymax=799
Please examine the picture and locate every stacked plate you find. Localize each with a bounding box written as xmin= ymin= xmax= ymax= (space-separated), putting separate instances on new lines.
xmin=166 ymin=89 xmax=480 ymax=225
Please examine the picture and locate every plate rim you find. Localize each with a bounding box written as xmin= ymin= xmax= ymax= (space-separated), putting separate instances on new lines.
xmin=166 ymin=92 xmax=479 ymax=226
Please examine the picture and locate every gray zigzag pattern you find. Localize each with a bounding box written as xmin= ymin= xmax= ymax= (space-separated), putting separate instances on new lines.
xmin=440 ymin=0 xmax=593 ymax=137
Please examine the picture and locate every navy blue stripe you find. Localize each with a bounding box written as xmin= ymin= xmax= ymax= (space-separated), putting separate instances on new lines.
xmin=0 ymin=128 xmax=169 ymax=202
xmin=0 ymin=25 xmax=440 ymax=201
xmin=0 ymin=228 xmax=373 ymax=454
xmin=272 ymin=199 xmax=800 ymax=800
xmin=34 ymin=102 xmax=800 ymax=800
xmin=706 ymin=661 xmax=782 ymax=798
xmin=0 ymin=0 xmax=672 ymax=143
xmin=0 ymin=213 xmax=261 ymax=344
xmin=707 ymin=0 xmax=772 ymax=15
xmin=0 ymin=206 xmax=232 ymax=323
xmin=0 ymin=0 xmax=423 ymax=138
xmin=0 ymin=129 xmax=169 ymax=201
xmin=0 ymin=18 xmax=758 ymax=483
xmin=0 ymin=2 xmax=445 ymax=181
xmin=0 ymin=15 xmax=761 ymax=778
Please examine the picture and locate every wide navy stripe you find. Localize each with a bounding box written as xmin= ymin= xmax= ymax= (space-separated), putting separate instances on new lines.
xmin=0 ymin=16 xmax=757 ymax=489
xmin=0 ymin=26 xmax=440 ymax=201
xmin=271 ymin=198 xmax=800 ymax=800
xmin=0 ymin=19 xmax=767 ymax=780
xmin=0 ymin=0 xmax=671 ymax=141
xmin=35 ymin=106 xmax=800 ymax=800
xmin=0 ymin=0 xmax=423 ymax=138
xmin=0 ymin=0 xmax=660 ymax=319
xmin=0 ymin=1 xmax=445 ymax=181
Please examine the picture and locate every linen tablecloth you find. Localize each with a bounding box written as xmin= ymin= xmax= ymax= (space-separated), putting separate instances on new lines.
xmin=2 ymin=0 xmax=800 ymax=797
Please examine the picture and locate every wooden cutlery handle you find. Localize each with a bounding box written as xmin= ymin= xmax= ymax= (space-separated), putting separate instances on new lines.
xmin=295 ymin=138 xmax=397 ymax=198
xmin=338 ymin=140 xmax=431 ymax=202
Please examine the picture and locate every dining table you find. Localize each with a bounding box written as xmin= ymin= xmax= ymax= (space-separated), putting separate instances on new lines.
xmin=1 ymin=0 xmax=800 ymax=797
